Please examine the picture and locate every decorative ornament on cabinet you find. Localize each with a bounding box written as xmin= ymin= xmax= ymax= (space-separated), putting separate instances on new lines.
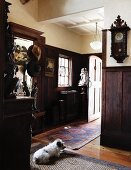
xmin=109 ymin=15 xmax=130 ymax=63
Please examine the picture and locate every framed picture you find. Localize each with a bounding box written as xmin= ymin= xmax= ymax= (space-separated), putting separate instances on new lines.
xmin=45 ymin=58 xmax=55 ymax=77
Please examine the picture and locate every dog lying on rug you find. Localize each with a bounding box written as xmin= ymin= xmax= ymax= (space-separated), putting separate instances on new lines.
xmin=33 ymin=139 xmax=66 ymax=164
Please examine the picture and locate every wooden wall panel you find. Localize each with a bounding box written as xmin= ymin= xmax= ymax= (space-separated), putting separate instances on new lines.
xmin=102 ymin=29 xmax=107 ymax=67
xmin=43 ymin=45 xmax=103 ymax=126
xmin=44 ymin=45 xmax=89 ymax=125
xmin=122 ymin=72 xmax=131 ymax=132
xmin=105 ymin=71 xmax=122 ymax=130
xmin=101 ymin=67 xmax=131 ymax=150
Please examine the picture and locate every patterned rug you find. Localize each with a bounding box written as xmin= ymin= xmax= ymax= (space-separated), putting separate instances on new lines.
xmin=33 ymin=118 xmax=101 ymax=150
xmin=30 ymin=143 xmax=130 ymax=170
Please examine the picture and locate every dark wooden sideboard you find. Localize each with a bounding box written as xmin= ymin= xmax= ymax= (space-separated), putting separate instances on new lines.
xmin=3 ymin=97 xmax=34 ymax=170
xmin=49 ymin=88 xmax=88 ymax=126
xmin=59 ymin=90 xmax=79 ymax=122
xmin=101 ymin=67 xmax=131 ymax=150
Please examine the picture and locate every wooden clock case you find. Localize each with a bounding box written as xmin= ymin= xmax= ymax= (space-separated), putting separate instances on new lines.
xmin=109 ymin=15 xmax=130 ymax=63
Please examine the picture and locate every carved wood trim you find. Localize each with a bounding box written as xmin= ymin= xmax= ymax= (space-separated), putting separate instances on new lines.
xmin=9 ymin=22 xmax=43 ymax=41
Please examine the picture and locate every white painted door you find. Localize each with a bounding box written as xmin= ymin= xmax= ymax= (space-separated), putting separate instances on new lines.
xmin=88 ymin=55 xmax=102 ymax=122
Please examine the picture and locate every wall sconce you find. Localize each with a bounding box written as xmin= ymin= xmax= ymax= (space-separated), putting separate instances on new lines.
xmin=90 ymin=22 xmax=102 ymax=50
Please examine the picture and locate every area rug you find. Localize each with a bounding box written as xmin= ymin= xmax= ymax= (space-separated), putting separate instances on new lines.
xmin=30 ymin=143 xmax=130 ymax=170
xmin=33 ymin=118 xmax=101 ymax=150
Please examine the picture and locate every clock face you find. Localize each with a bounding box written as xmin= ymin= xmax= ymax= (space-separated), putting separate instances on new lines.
xmin=115 ymin=32 xmax=123 ymax=41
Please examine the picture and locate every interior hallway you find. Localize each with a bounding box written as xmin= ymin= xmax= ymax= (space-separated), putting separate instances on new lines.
xmin=32 ymin=122 xmax=131 ymax=168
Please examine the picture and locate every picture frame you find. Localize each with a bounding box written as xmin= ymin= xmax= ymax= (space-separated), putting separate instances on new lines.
xmin=45 ymin=57 xmax=55 ymax=77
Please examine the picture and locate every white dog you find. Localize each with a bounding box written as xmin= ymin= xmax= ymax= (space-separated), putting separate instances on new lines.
xmin=33 ymin=139 xmax=66 ymax=164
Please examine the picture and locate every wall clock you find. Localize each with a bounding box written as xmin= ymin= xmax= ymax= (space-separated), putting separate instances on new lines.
xmin=109 ymin=15 xmax=130 ymax=63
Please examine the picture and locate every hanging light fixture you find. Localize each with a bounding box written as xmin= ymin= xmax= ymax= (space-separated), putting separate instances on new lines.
xmin=90 ymin=22 xmax=102 ymax=50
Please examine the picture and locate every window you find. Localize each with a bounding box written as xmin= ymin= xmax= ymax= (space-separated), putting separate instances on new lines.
xmin=58 ymin=54 xmax=72 ymax=87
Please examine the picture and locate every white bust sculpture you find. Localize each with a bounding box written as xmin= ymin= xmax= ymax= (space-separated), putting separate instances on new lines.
xmin=78 ymin=68 xmax=88 ymax=86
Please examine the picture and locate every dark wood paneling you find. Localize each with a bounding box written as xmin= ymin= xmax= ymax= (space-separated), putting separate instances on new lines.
xmin=101 ymin=69 xmax=106 ymax=132
xmin=10 ymin=22 xmax=43 ymax=41
xmin=44 ymin=46 xmax=102 ymax=126
xmin=105 ymin=71 xmax=122 ymax=130
xmin=102 ymin=29 xmax=107 ymax=67
xmin=101 ymin=67 xmax=131 ymax=150
xmin=44 ymin=45 xmax=88 ymax=126
xmin=122 ymin=72 xmax=131 ymax=132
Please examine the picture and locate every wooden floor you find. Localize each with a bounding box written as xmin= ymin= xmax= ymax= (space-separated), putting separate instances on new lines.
xmin=75 ymin=137 xmax=131 ymax=168
xmin=32 ymin=123 xmax=131 ymax=168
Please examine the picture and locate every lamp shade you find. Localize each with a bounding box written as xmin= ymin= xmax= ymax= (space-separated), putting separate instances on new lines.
xmin=90 ymin=22 xmax=102 ymax=50
xmin=90 ymin=41 xmax=102 ymax=50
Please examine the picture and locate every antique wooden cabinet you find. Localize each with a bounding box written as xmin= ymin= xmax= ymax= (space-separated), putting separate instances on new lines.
xmin=0 ymin=1 xmax=45 ymax=169
xmin=101 ymin=67 xmax=131 ymax=150
xmin=3 ymin=97 xmax=33 ymax=170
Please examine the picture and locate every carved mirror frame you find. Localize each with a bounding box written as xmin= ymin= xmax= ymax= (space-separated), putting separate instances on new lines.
xmin=9 ymin=22 xmax=45 ymax=110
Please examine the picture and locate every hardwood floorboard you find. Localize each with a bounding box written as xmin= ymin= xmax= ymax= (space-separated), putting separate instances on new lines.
xmin=74 ymin=137 xmax=131 ymax=168
xmin=32 ymin=122 xmax=131 ymax=168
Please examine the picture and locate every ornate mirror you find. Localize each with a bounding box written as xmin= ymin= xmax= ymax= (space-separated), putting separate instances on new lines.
xmin=5 ymin=22 xmax=44 ymax=101
xmin=13 ymin=37 xmax=33 ymax=96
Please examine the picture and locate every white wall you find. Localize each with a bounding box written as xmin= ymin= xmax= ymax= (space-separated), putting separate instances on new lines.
xmin=38 ymin=0 xmax=104 ymax=22
xmin=43 ymin=23 xmax=82 ymax=53
xmin=7 ymin=0 xmax=87 ymax=54
xmin=104 ymin=0 xmax=131 ymax=66
xmin=81 ymin=34 xmax=102 ymax=54
xmin=7 ymin=0 xmax=40 ymax=30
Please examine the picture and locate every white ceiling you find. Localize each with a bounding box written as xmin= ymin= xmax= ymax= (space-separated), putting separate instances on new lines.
xmin=54 ymin=7 xmax=104 ymax=35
